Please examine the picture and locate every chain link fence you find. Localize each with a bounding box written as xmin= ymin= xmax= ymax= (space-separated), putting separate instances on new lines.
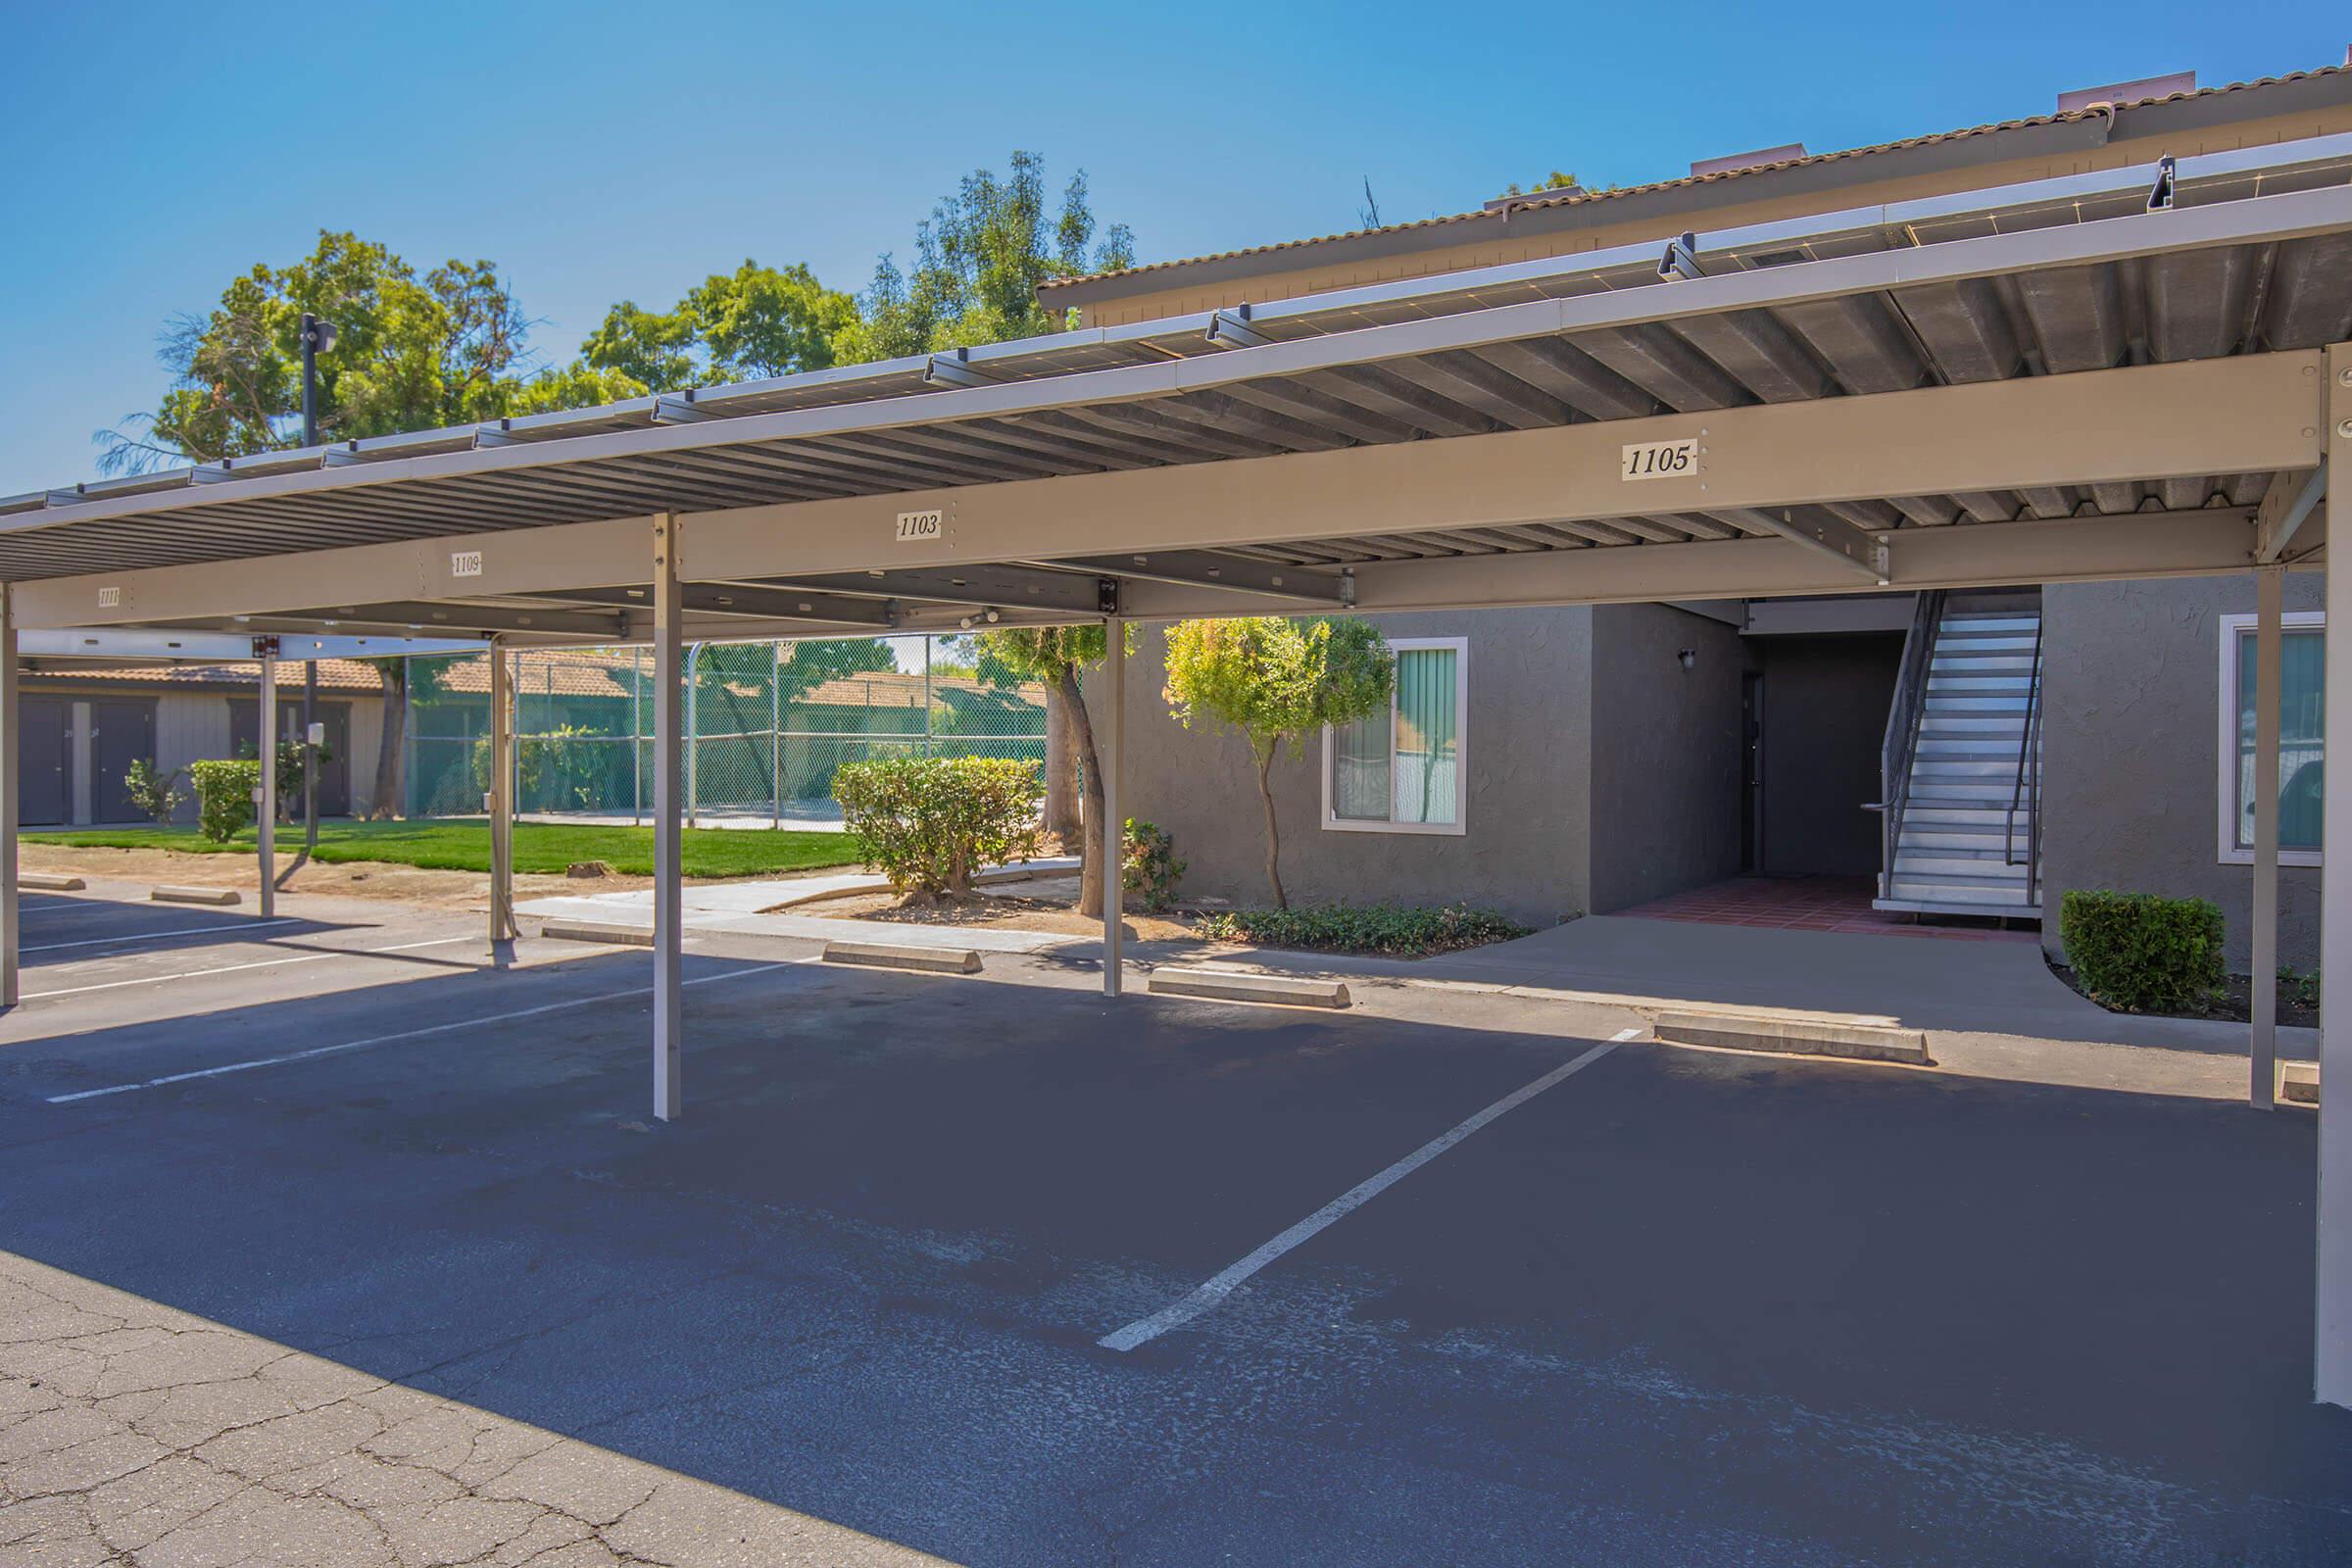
xmin=399 ymin=637 xmax=1049 ymax=827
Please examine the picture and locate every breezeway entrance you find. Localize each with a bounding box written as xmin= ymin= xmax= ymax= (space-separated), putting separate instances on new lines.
xmin=6 ymin=138 xmax=2352 ymax=1402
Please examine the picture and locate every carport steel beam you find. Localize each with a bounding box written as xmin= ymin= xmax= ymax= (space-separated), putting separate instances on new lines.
xmin=9 ymin=352 xmax=2323 ymax=633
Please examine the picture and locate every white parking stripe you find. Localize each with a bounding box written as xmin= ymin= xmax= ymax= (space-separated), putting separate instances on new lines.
xmin=24 ymin=936 xmax=476 ymax=1001
xmin=46 ymin=957 xmax=818 ymax=1103
xmin=24 ymin=917 xmax=303 ymax=956
xmin=1099 ymin=1027 xmax=1643 ymax=1353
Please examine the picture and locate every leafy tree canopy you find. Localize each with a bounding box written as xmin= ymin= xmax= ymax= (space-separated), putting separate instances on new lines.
xmin=569 ymin=261 xmax=860 ymax=395
xmin=103 ymin=230 xmax=533 ymax=472
xmin=968 ymin=625 xmax=1107 ymax=687
xmin=101 ymin=152 xmax=1131 ymax=471
xmin=1161 ymin=617 xmax=1394 ymax=760
xmin=843 ymin=152 xmax=1135 ymax=363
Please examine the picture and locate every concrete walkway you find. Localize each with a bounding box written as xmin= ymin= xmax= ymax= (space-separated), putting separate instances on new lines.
xmin=1103 ymin=914 xmax=2310 ymax=1102
xmin=518 ymin=858 xmax=1086 ymax=956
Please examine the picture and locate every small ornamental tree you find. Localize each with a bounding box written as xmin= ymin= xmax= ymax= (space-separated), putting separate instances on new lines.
xmin=1162 ymin=617 xmax=1394 ymax=908
xmin=123 ymin=760 xmax=187 ymax=827
xmin=973 ymin=625 xmax=1125 ymax=917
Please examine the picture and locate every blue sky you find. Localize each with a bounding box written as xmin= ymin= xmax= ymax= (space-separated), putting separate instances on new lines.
xmin=2 ymin=1 xmax=2344 ymax=493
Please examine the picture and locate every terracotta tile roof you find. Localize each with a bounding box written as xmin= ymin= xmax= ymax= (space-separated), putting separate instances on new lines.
xmin=24 ymin=659 xmax=389 ymax=694
xmin=788 ymin=670 xmax=1045 ymax=710
xmin=1037 ymin=67 xmax=2349 ymax=293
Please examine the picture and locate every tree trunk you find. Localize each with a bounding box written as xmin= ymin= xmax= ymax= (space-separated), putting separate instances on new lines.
xmin=1043 ymin=687 xmax=1081 ymax=846
xmin=370 ymin=665 xmax=406 ymax=820
xmin=1058 ymin=664 xmax=1108 ymax=919
xmin=1255 ymin=746 xmax=1286 ymax=909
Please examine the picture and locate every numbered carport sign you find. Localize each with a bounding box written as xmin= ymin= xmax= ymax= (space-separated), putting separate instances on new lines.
xmin=1621 ymin=437 xmax=1698 ymax=481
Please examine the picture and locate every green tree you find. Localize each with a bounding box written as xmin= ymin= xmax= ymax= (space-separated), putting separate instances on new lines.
xmin=580 ymin=300 xmax=698 ymax=393
xmin=973 ymin=626 xmax=1121 ymax=917
xmin=839 ymin=151 xmax=1134 ymax=363
xmin=557 ymin=260 xmax=860 ymax=399
xmin=100 ymin=231 xmax=535 ymax=472
xmin=689 ymin=261 xmax=859 ymax=381
xmin=1161 ymin=617 xmax=1394 ymax=908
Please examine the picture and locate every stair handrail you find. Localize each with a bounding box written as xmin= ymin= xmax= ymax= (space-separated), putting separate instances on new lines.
xmin=2006 ymin=615 xmax=2045 ymax=901
xmin=1879 ymin=589 xmax=1946 ymax=899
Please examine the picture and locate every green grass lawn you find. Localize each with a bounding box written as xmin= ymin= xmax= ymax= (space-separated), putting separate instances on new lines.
xmin=23 ymin=819 xmax=868 ymax=879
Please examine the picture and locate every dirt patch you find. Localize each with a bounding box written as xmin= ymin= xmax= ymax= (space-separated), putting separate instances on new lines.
xmin=2046 ymin=956 xmax=2323 ymax=1029
xmin=803 ymin=886 xmax=1199 ymax=944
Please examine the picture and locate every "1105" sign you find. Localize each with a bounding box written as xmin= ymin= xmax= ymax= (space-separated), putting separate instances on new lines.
xmin=1620 ymin=437 xmax=1699 ymax=481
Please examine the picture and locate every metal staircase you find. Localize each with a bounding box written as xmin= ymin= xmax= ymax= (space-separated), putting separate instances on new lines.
xmin=1874 ymin=588 xmax=2043 ymax=919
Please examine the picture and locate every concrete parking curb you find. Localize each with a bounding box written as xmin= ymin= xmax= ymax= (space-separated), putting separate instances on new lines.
xmin=2281 ymin=1060 xmax=2321 ymax=1107
xmin=538 ymin=920 xmax=657 ymax=947
xmin=822 ymin=940 xmax=983 ymax=974
xmin=1651 ymin=1009 xmax=1930 ymax=1065
xmin=150 ymin=885 xmax=240 ymax=906
xmin=21 ymin=872 xmax=85 ymax=891
xmin=1149 ymin=966 xmax=1352 ymax=1008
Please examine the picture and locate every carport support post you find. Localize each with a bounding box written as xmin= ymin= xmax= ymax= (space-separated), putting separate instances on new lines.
xmin=652 ymin=514 xmax=684 ymax=1120
xmin=1102 ymin=613 xmax=1124 ymax=997
xmin=2321 ymin=343 xmax=2352 ymax=1408
xmin=2251 ymin=565 xmax=2282 ymax=1109
xmin=258 ymin=647 xmax=276 ymax=919
xmin=487 ymin=637 xmax=517 ymax=965
xmin=0 ymin=584 xmax=18 ymax=1007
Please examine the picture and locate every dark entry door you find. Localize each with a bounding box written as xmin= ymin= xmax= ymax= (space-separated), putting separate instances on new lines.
xmin=1740 ymin=671 xmax=1764 ymax=873
xmin=19 ymin=698 xmax=71 ymax=826
xmin=89 ymin=699 xmax=158 ymax=823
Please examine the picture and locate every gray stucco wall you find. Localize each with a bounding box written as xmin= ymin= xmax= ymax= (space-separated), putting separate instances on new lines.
xmin=1587 ymin=604 xmax=1745 ymax=912
xmin=1102 ymin=609 xmax=1592 ymax=926
xmin=2039 ymin=573 xmax=2325 ymax=970
xmin=1754 ymin=633 xmax=1904 ymax=878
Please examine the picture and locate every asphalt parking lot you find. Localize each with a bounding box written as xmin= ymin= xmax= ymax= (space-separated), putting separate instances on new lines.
xmin=2 ymin=888 xmax=2350 ymax=1566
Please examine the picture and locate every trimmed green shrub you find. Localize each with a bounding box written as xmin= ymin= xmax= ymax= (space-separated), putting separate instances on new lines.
xmin=1194 ymin=903 xmax=1529 ymax=958
xmin=189 ymin=759 xmax=264 ymax=844
xmin=2060 ymin=889 xmax=2226 ymax=1013
xmin=1122 ymin=818 xmax=1185 ymax=912
xmin=833 ymin=756 xmax=1044 ymax=897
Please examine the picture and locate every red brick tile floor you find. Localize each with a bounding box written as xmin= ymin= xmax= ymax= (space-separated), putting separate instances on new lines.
xmin=1616 ymin=874 xmax=2041 ymax=944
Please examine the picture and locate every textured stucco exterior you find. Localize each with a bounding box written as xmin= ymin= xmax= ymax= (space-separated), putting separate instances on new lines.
xmin=1101 ymin=609 xmax=1593 ymax=927
xmin=2039 ymin=573 xmax=2326 ymax=970
xmin=1587 ymin=605 xmax=1746 ymax=911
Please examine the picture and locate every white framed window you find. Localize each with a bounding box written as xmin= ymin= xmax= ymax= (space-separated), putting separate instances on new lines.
xmin=2217 ymin=611 xmax=2325 ymax=866
xmin=1321 ymin=637 xmax=1468 ymax=836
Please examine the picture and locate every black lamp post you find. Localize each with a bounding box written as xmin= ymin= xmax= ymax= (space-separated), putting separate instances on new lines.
xmin=297 ymin=312 xmax=337 ymax=447
xmin=297 ymin=312 xmax=337 ymax=846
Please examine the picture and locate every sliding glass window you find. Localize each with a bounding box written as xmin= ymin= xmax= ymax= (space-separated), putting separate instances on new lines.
xmin=1325 ymin=638 xmax=1467 ymax=835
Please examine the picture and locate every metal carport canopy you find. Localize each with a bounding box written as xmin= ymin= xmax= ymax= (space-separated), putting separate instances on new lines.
xmin=4 ymin=137 xmax=2350 ymax=635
